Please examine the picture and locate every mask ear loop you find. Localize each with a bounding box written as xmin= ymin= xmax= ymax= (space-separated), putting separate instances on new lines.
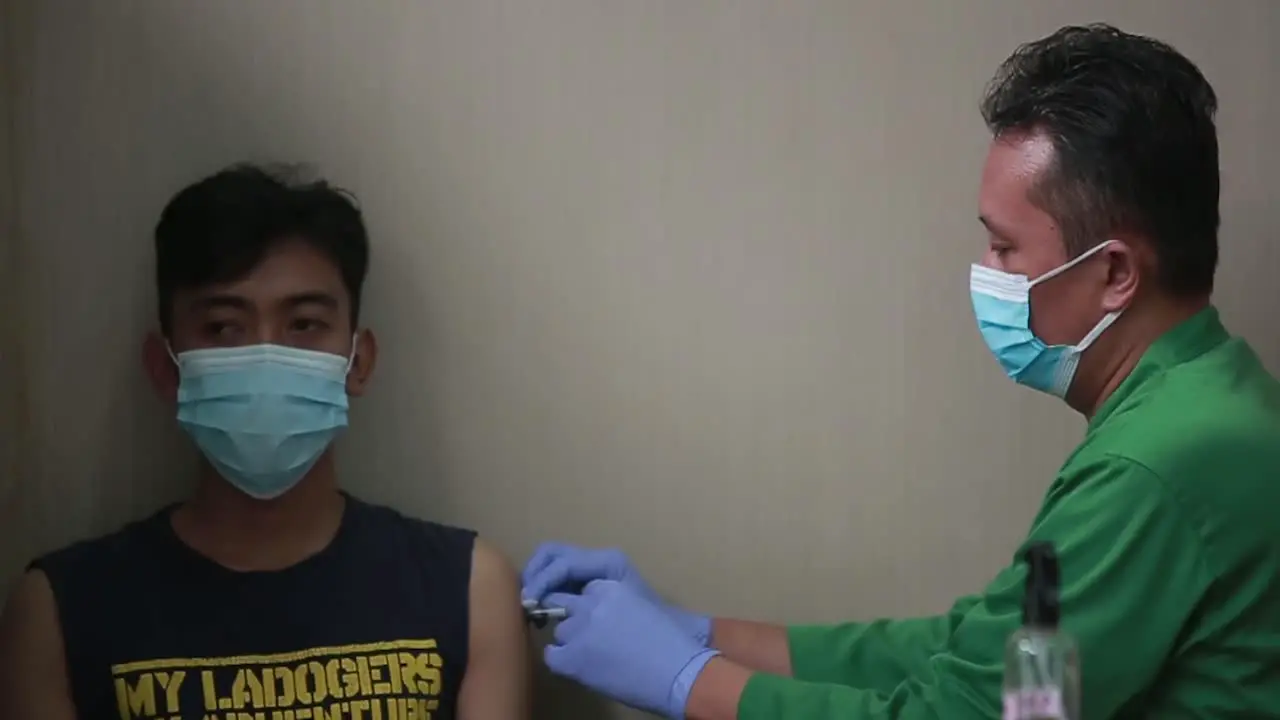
xmin=1074 ymin=309 xmax=1122 ymax=353
xmin=344 ymin=333 xmax=359 ymax=375
xmin=1030 ymin=239 xmax=1124 ymax=353
xmin=166 ymin=342 xmax=180 ymax=368
xmin=1028 ymin=239 xmax=1117 ymax=289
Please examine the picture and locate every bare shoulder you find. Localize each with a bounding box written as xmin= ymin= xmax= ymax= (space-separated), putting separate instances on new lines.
xmin=0 ymin=569 xmax=61 ymax=652
xmin=469 ymin=537 xmax=520 ymax=599
xmin=459 ymin=538 xmax=531 ymax=719
xmin=0 ymin=569 xmax=77 ymax=719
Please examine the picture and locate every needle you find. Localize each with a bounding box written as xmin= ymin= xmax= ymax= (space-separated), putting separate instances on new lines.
xmin=522 ymin=598 xmax=568 ymax=627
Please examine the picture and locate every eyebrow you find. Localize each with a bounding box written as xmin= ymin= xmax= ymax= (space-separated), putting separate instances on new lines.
xmin=191 ymin=294 xmax=251 ymax=313
xmin=280 ymin=291 xmax=340 ymax=311
xmin=978 ymin=215 xmax=1016 ymax=243
xmin=190 ymin=291 xmax=340 ymax=313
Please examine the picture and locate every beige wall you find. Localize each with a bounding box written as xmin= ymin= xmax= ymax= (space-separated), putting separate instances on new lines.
xmin=2 ymin=1 xmax=1277 ymax=717
xmin=0 ymin=0 xmax=29 ymax=588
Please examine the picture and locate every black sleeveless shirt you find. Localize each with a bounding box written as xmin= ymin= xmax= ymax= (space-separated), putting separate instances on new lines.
xmin=29 ymin=494 xmax=477 ymax=720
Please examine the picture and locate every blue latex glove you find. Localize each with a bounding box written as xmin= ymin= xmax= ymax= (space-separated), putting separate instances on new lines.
xmin=544 ymin=580 xmax=720 ymax=719
xmin=522 ymin=542 xmax=712 ymax=646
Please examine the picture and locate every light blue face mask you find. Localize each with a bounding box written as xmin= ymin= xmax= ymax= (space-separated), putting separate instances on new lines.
xmin=970 ymin=241 xmax=1120 ymax=398
xmin=171 ymin=342 xmax=354 ymax=499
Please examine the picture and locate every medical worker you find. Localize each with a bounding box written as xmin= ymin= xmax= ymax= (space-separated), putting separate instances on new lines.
xmin=520 ymin=23 xmax=1280 ymax=720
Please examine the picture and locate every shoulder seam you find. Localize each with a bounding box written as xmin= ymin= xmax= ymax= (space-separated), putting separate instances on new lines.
xmin=1097 ymin=452 xmax=1218 ymax=592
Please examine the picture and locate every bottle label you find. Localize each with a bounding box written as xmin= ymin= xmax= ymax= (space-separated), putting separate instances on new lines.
xmin=1002 ymin=689 xmax=1065 ymax=719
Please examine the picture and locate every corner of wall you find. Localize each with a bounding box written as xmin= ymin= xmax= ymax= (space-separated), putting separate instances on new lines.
xmin=0 ymin=0 xmax=35 ymax=596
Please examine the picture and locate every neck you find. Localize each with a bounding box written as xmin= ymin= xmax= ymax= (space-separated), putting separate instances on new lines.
xmin=1069 ymin=296 xmax=1209 ymax=418
xmin=172 ymin=452 xmax=346 ymax=571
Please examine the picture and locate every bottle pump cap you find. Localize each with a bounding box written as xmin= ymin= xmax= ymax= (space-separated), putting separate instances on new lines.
xmin=1021 ymin=541 xmax=1061 ymax=629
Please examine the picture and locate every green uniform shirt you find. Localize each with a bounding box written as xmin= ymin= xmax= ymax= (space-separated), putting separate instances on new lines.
xmin=738 ymin=307 xmax=1280 ymax=719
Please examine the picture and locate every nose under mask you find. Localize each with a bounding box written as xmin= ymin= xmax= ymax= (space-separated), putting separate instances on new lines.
xmin=170 ymin=342 xmax=355 ymax=499
xmin=969 ymin=241 xmax=1122 ymax=398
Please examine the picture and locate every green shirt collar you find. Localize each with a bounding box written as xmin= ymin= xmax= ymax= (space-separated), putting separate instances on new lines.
xmin=1089 ymin=305 xmax=1230 ymax=430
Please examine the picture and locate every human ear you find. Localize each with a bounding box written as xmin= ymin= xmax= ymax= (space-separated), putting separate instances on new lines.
xmin=346 ymin=329 xmax=379 ymax=397
xmin=1101 ymin=240 xmax=1141 ymax=312
xmin=142 ymin=332 xmax=179 ymax=405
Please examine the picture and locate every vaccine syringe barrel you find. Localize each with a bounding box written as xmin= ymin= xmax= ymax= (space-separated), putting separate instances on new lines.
xmin=1002 ymin=541 xmax=1080 ymax=720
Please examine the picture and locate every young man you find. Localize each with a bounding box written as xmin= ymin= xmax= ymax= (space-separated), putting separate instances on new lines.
xmin=519 ymin=24 xmax=1280 ymax=720
xmin=0 ymin=165 xmax=531 ymax=719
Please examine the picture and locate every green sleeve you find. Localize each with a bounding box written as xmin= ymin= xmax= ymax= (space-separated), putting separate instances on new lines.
xmin=734 ymin=456 xmax=1211 ymax=720
xmin=787 ymin=595 xmax=980 ymax=691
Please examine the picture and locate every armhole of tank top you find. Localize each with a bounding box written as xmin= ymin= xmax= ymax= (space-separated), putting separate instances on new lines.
xmin=454 ymin=525 xmax=479 ymax=704
xmin=23 ymin=555 xmax=88 ymax=717
xmin=24 ymin=506 xmax=180 ymax=650
xmin=401 ymin=516 xmax=478 ymax=702
xmin=23 ymin=554 xmax=75 ymax=670
xmin=25 ymin=538 xmax=108 ymax=715
xmin=343 ymin=500 xmax=480 ymax=698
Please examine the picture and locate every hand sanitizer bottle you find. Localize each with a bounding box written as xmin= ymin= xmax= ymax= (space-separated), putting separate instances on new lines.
xmin=1002 ymin=542 xmax=1080 ymax=720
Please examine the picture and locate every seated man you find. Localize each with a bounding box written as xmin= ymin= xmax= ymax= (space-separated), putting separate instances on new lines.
xmin=0 ymin=164 xmax=530 ymax=720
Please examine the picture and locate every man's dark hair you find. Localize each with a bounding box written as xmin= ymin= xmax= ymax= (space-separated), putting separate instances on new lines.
xmin=981 ymin=23 xmax=1220 ymax=296
xmin=154 ymin=163 xmax=370 ymax=334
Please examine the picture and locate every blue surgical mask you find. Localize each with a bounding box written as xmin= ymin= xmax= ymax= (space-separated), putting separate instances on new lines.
xmin=970 ymin=241 xmax=1120 ymax=398
xmin=170 ymin=342 xmax=354 ymax=499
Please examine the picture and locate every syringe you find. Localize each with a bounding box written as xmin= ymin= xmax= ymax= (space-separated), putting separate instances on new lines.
xmin=523 ymin=598 xmax=568 ymax=627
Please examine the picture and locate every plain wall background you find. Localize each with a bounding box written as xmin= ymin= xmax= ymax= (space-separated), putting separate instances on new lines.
xmin=1 ymin=1 xmax=1277 ymax=717
xmin=0 ymin=0 xmax=29 ymax=573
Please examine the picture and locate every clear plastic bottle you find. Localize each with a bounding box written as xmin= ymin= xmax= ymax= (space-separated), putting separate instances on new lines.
xmin=1002 ymin=542 xmax=1079 ymax=720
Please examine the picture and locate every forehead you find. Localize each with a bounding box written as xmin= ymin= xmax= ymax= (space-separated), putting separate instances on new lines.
xmin=182 ymin=239 xmax=348 ymax=306
xmin=978 ymin=131 xmax=1057 ymax=233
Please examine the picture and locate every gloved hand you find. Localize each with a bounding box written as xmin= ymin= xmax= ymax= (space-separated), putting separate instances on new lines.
xmin=522 ymin=542 xmax=712 ymax=646
xmin=544 ymin=580 xmax=720 ymax=719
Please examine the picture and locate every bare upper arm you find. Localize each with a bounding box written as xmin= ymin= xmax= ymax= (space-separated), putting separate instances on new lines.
xmin=456 ymin=538 xmax=531 ymax=720
xmin=0 ymin=569 xmax=77 ymax=720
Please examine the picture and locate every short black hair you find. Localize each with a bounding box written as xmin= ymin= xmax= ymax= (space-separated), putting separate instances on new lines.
xmin=154 ymin=163 xmax=370 ymax=334
xmin=981 ymin=23 xmax=1220 ymax=296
